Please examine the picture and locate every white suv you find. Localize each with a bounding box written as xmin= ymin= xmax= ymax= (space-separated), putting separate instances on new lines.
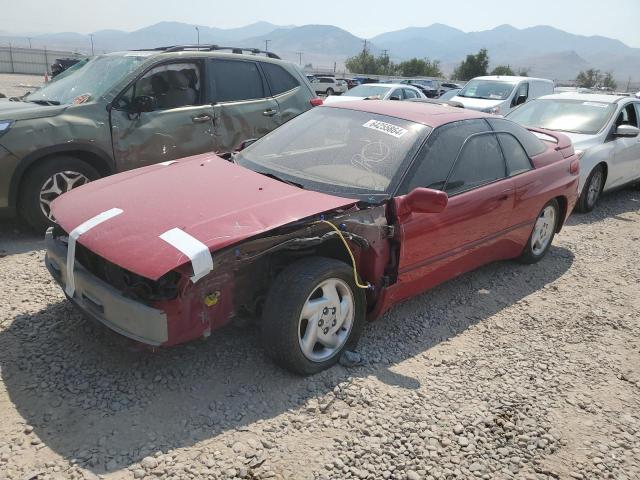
xmin=310 ymin=76 xmax=347 ymax=96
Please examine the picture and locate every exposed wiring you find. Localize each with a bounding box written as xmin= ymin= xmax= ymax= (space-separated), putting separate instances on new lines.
xmin=313 ymin=220 xmax=371 ymax=290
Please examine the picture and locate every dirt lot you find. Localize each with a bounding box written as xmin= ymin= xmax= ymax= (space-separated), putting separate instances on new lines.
xmin=0 ymin=73 xmax=44 ymax=98
xmin=0 ymin=187 xmax=639 ymax=480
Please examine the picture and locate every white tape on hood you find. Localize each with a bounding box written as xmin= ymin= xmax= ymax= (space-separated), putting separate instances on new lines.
xmin=65 ymin=208 xmax=124 ymax=297
xmin=159 ymin=228 xmax=213 ymax=283
xmin=158 ymin=160 xmax=178 ymax=166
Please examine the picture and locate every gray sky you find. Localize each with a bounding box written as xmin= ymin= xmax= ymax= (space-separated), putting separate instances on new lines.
xmin=1 ymin=0 xmax=639 ymax=47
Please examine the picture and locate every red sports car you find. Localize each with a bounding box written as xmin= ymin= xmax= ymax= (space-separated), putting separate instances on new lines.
xmin=45 ymin=101 xmax=579 ymax=374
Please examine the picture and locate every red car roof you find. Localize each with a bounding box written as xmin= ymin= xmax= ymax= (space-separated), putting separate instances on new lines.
xmin=323 ymin=100 xmax=492 ymax=128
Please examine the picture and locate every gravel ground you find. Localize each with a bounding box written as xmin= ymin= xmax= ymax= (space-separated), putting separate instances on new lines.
xmin=0 ymin=73 xmax=44 ymax=98
xmin=0 ymin=187 xmax=639 ymax=480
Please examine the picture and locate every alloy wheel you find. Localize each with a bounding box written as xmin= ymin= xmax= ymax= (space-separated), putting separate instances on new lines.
xmin=531 ymin=205 xmax=556 ymax=256
xmin=39 ymin=170 xmax=90 ymax=220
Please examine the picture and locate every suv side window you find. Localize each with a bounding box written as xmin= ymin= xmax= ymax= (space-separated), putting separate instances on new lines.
xmin=497 ymin=133 xmax=532 ymax=175
xmin=262 ymin=63 xmax=300 ymax=95
xmin=116 ymin=62 xmax=202 ymax=111
xmin=616 ymin=103 xmax=639 ymax=128
xmin=486 ymin=117 xmax=546 ymax=156
xmin=400 ymin=119 xmax=490 ymax=193
xmin=211 ymin=60 xmax=264 ymax=103
xmin=445 ymin=133 xmax=507 ymax=195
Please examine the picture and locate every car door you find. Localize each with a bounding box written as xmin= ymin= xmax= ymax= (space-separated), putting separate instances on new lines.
xmin=207 ymin=58 xmax=280 ymax=153
xmin=392 ymin=120 xmax=515 ymax=301
xmin=609 ymin=103 xmax=640 ymax=187
xmin=110 ymin=60 xmax=215 ymax=171
xmin=260 ymin=61 xmax=308 ymax=125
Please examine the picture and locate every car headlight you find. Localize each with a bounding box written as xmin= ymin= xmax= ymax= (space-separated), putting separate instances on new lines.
xmin=0 ymin=120 xmax=14 ymax=137
xmin=482 ymin=106 xmax=500 ymax=114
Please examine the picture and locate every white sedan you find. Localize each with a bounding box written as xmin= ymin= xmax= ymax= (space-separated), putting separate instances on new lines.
xmin=507 ymin=93 xmax=640 ymax=212
xmin=323 ymin=83 xmax=425 ymax=105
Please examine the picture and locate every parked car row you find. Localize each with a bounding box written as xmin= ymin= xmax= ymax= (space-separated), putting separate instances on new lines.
xmin=1 ymin=45 xmax=638 ymax=375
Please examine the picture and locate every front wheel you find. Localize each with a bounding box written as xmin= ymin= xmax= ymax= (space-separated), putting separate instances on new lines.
xmin=18 ymin=156 xmax=100 ymax=232
xmin=575 ymin=165 xmax=604 ymax=213
xmin=325 ymin=88 xmax=334 ymax=96
xmin=261 ymin=257 xmax=366 ymax=375
xmin=518 ymin=199 xmax=559 ymax=264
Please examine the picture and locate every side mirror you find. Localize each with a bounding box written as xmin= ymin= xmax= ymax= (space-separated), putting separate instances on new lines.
xmin=236 ymin=138 xmax=258 ymax=151
xmin=397 ymin=188 xmax=448 ymax=216
xmin=132 ymin=95 xmax=157 ymax=113
xmin=389 ymin=95 xmax=401 ymax=101
xmin=514 ymin=94 xmax=527 ymax=106
xmin=615 ymin=124 xmax=640 ymax=138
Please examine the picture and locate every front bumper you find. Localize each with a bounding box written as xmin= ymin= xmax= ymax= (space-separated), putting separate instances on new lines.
xmin=45 ymin=229 xmax=169 ymax=346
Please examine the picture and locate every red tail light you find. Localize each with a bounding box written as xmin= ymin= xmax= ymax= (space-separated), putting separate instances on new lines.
xmin=570 ymin=159 xmax=580 ymax=175
xmin=310 ymin=97 xmax=323 ymax=107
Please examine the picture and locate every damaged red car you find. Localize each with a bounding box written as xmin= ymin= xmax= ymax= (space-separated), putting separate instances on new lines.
xmin=45 ymin=101 xmax=579 ymax=374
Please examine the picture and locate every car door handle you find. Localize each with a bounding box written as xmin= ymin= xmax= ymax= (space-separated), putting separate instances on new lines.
xmin=192 ymin=114 xmax=212 ymax=123
xmin=263 ymin=109 xmax=278 ymax=117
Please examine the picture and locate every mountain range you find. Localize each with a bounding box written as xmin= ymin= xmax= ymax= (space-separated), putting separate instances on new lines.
xmin=2 ymin=22 xmax=639 ymax=83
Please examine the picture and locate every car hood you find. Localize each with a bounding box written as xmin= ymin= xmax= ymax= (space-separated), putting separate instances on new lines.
xmin=323 ymin=95 xmax=367 ymax=104
xmin=555 ymin=132 xmax=600 ymax=150
xmin=51 ymin=153 xmax=356 ymax=280
xmin=450 ymin=96 xmax=503 ymax=111
xmin=0 ymin=100 xmax=66 ymax=120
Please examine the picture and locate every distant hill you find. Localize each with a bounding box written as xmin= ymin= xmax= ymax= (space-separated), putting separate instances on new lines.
xmin=1 ymin=21 xmax=639 ymax=82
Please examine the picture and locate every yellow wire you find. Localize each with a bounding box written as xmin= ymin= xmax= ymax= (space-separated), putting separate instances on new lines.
xmin=313 ymin=220 xmax=370 ymax=289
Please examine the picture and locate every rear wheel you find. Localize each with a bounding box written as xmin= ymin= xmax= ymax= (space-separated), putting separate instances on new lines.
xmin=325 ymin=88 xmax=334 ymax=96
xmin=261 ymin=257 xmax=366 ymax=375
xmin=19 ymin=156 xmax=100 ymax=232
xmin=518 ymin=199 xmax=559 ymax=264
xmin=575 ymin=165 xmax=605 ymax=213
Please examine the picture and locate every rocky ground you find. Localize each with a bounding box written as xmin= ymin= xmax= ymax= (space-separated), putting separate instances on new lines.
xmin=0 ymin=187 xmax=639 ymax=480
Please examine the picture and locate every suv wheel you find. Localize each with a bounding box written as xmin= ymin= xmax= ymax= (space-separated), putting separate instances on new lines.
xmin=325 ymin=88 xmax=334 ymax=96
xmin=19 ymin=156 xmax=100 ymax=231
xmin=261 ymin=257 xmax=366 ymax=375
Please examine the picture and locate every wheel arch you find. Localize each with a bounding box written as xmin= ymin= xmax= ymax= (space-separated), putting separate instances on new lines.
xmin=9 ymin=144 xmax=114 ymax=207
xmin=554 ymin=195 xmax=568 ymax=233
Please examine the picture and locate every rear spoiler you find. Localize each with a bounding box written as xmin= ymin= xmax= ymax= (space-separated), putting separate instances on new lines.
xmin=527 ymin=127 xmax=575 ymax=158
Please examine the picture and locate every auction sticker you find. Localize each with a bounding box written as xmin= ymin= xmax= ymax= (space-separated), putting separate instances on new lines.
xmin=363 ymin=119 xmax=407 ymax=138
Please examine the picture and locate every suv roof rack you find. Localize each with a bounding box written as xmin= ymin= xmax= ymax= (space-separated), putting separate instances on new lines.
xmin=146 ymin=44 xmax=281 ymax=59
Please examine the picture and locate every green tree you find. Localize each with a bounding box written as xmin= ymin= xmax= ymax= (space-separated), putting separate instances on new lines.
xmin=397 ymin=58 xmax=442 ymax=77
xmin=491 ymin=65 xmax=515 ymax=76
xmin=601 ymin=71 xmax=617 ymax=90
xmin=453 ymin=49 xmax=489 ymax=80
xmin=576 ymin=69 xmax=601 ymax=88
xmin=345 ymin=50 xmax=380 ymax=75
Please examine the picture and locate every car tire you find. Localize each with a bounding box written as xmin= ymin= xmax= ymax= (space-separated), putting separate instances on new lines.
xmin=19 ymin=156 xmax=100 ymax=232
xmin=575 ymin=164 xmax=605 ymax=213
xmin=518 ymin=199 xmax=560 ymax=264
xmin=261 ymin=257 xmax=366 ymax=375
xmin=325 ymin=88 xmax=334 ymax=96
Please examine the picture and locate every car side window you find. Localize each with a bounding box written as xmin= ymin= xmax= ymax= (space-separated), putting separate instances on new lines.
xmin=261 ymin=63 xmax=299 ymax=96
xmin=403 ymin=88 xmax=417 ymax=99
xmin=445 ymin=133 xmax=507 ymax=195
xmin=400 ymin=119 xmax=490 ymax=193
xmin=486 ymin=118 xmax=546 ymax=156
xmin=116 ymin=62 xmax=201 ymax=111
xmin=616 ymin=104 xmax=639 ymax=128
xmin=211 ymin=60 xmax=264 ymax=103
xmin=390 ymin=89 xmax=403 ymax=100
xmin=497 ymin=133 xmax=532 ymax=175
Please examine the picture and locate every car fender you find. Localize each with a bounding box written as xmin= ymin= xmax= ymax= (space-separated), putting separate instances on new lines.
xmin=578 ymin=143 xmax=612 ymax=194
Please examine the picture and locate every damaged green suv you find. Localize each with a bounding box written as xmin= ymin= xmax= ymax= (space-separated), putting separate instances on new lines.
xmin=0 ymin=46 xmax=318 ymax=230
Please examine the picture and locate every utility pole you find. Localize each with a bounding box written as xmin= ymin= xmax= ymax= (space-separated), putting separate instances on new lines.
xmin=362 ymin=39 xmax=368 ymax=53
xmin=26 ymin=37 xmax=32 ymax=49
xmin=89 ymin=33 xmax=94 ymax=56
xmin=265 ymin=39 xmax=271 ymax=52
xmin=383 ymin=49 xmax=388 ymax=58
xmin=296 ymin=51 xmax=303 ymax=65
xmin=195 ymin=26 xmax=200 ymax=45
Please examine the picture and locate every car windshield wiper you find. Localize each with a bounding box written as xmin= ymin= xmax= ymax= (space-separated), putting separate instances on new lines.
xmin=260 ymin=172 xmax=304 ymax=189
xmin=27 ymin=99 xmax=61 ymax=106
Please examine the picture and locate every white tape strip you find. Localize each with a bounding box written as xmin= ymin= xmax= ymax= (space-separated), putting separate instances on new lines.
xmin=65 ymin=208 xmax=123 ymax=297
xmin=158 ymin=160 xmax=178 ymax=166
xmin=159 ymin=228 xmax=213 ymax=283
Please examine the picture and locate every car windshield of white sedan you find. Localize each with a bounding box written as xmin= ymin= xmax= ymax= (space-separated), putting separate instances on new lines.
xmin=458 ymin=80 xmax=514 ymax=100
xmin=343 ymin=85 xmax=392 ymax=99
xmin=236 ymin=107 xmax=429 ymax=198
xmin=507 ymin=99 xmax=617 ymax=134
